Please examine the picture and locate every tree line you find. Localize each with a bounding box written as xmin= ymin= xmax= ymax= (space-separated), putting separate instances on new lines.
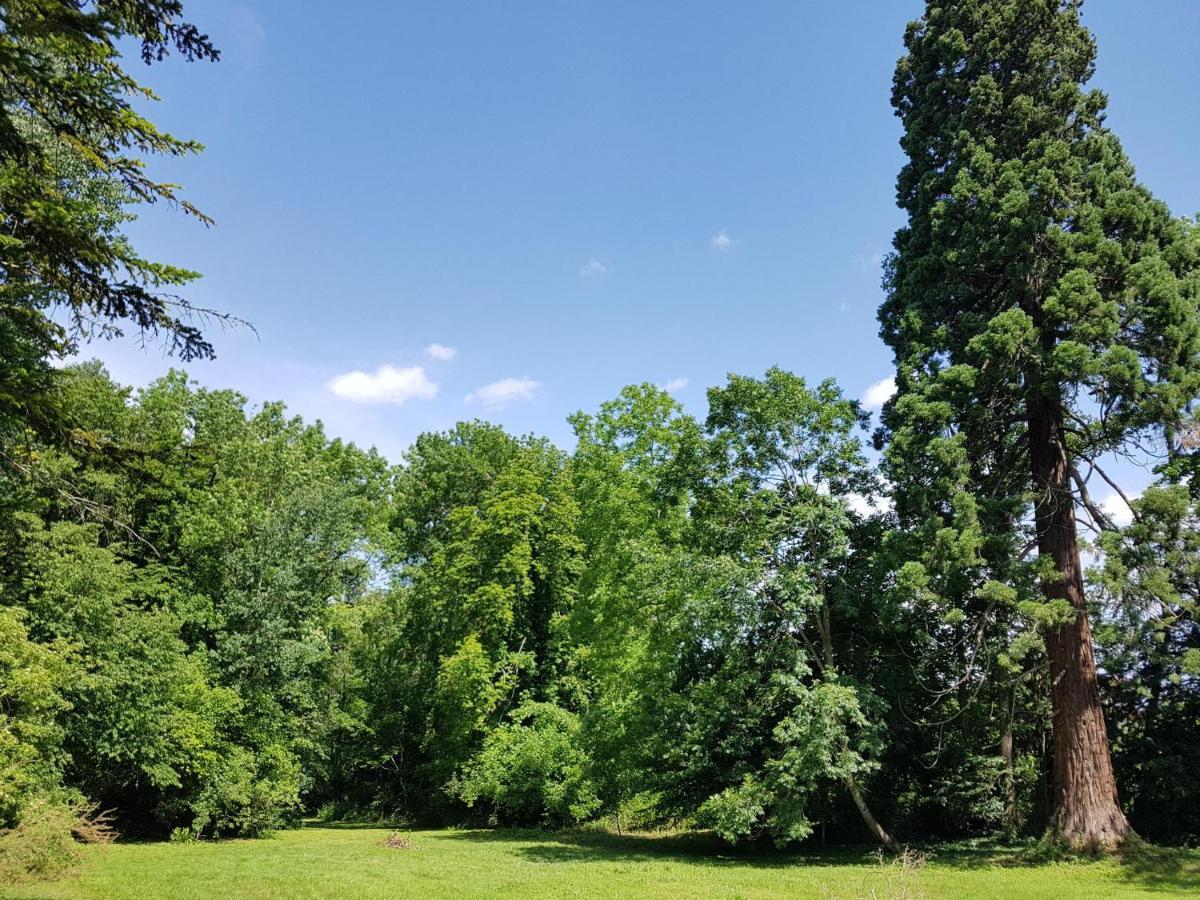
xmin=1 ymin=0 xmax=1198 ymax=863
xmin=3 ymin=363 xmax=1198 ymax=849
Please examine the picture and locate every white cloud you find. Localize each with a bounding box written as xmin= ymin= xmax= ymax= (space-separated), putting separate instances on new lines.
xmin=862 ymin=375 xmax=897 ymax=410
xmin=846 ymin=493 xmax=873 ymax=516
xmin=465 ymin=376 xmax=540 ymax=410
xmin=845 ymin=492 xmax=894 ymax=515
xmin=424 ymin=343 xmax=458 ymax=362
xmin=710 ymin=229 xmax=737 ymax=251
xmin=661 ymin=377 xmax=688 ymax=394
xmin=328 ymin=365 xmax=438 ymax=405
xmin=580 ymin=258 xmax=610 ymax=277
xmin=1100 ymin=491 xmax=1137 ymax=528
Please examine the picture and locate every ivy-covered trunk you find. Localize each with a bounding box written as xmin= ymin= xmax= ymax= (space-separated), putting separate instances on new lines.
xmin=1028 ymin=392 xmax=1130 ymax=851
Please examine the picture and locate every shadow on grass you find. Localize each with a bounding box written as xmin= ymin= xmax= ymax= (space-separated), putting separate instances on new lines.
xmin=438 ymin=827 xmax=1200 ymax=893
xmin=303 ymin=820 xmax=395 ymax=831
xmin=444 ymin=827 xmax=878 ymax=869
xmin=1113 ymin=840 xmax=1200 ymax=895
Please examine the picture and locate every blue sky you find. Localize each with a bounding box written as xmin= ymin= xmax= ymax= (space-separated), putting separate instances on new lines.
xmin=92 ymin=1 xmax=1200 ymax=468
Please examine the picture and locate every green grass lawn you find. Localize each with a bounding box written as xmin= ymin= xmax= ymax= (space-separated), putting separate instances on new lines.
xmin=4 ymin=824 xmax=1198 ymax=899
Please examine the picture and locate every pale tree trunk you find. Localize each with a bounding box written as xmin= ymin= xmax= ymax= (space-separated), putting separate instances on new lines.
xmin=818 ymin=595 xmax=899 ymax=851
xmin=846 ymin=773 xmax=899 ymax=851
xmin=1027 ymin=393 xmax=1131 ymax=851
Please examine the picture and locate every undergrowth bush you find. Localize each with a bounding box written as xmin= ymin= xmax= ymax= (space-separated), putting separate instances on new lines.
xmin=188 ymin=744 xmax=303 ymax=838
xmin=0 ymin=800 xmax=114 ymax=884
xmin=452 ymin=702 xmax=599 ymax=827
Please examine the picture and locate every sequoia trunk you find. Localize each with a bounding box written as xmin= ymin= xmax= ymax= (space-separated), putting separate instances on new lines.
xmin=1027 ymin=393 xmax=1130 ymax=851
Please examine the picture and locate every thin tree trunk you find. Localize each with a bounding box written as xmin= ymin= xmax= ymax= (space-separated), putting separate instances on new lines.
xmin=1001 ymin=688 xmax=1017 ymax=833
xmin=1027 ymin=393 xmax=1130 ymax=851
xmin=818 ymin=596 xmax=899 ymax=851
xmin=846 ymin=774 xmax=899 ymax=851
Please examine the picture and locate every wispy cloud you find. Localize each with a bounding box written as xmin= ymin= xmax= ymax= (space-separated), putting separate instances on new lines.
xmin=328 ymin=365 xmax=438 ymax=405
xmin=579 ymin=258 xmax=610 ymax=277
xmin=856 ymin=249 xmax=886 ymax=274
xmin=228 ymin=6 xmax=266 ymax=71
xmin=465 ymin=376 xmax=540 ymax=410
xmin=424 ymin=343 xmax=458 ymax=362
xmin=861 ymin=375 xmax=896 ymax=410
xmin=661 ymin=377 xmax=688 ymax=394
xmin=710 ymin=229 xmax=738 ymax=251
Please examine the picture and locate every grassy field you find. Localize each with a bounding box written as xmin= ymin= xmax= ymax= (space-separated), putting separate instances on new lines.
xmin=4 ymin=824 xmax=1198 ymax=899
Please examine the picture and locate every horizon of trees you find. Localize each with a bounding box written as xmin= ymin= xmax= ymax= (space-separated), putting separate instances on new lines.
xmin=1 ymin=360 xmax=1197 ymax=853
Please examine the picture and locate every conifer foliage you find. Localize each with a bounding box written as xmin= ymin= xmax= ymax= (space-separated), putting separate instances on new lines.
xmin=880 ymin=0 xmax=1200 ymax=850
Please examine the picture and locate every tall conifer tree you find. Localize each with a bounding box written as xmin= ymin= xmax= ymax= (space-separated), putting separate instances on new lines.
xmin=880 ymin=0 xmax=1200 ymax=849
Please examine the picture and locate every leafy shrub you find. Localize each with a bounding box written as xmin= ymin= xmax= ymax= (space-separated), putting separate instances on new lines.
xmin=695 ymin=680 xmax=880 ymax=846
xmin=0 ymin=606 xmax=71 ymax=829
xmin=0 ymin=800 xmax=113 ymax=884
xmin=188 ymin=744 xmax=303 ymax=838
xmin=0 ymin=799 xmax=78 ymax=883
xmin=453 ymin=702 xmax=599 ymax=826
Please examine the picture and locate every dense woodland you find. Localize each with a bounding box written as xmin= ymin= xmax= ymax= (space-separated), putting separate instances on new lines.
xmin=2 ymin=0 xmax=1199 ymax=878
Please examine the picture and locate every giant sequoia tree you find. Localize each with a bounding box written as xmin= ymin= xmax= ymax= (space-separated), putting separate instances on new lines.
xmin=880 ymin=0 xmax=1200 ymax=850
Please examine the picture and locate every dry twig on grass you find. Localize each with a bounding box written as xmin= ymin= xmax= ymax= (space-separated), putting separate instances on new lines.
xmin=381 ymin=831 xmax=415 ymax=850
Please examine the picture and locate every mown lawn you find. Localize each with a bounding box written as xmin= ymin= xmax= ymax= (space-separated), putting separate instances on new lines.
xmin=5 ymin=824 xmax=1198 ymax=899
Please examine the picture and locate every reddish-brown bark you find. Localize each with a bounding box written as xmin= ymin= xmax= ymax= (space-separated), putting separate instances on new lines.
xmin=1028 ymin=393 xmax=1130 ymax=851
